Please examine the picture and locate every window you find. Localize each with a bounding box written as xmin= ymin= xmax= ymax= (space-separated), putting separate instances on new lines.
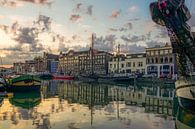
xmin=147 ymin=59 xmax=150 ymax=64
xmin=151 ymin=58 xmax=154 ymax=63
xmin=121 ymin=63 xmax=124 ymax=68
xmin=138 ymin=62 xmax=143 ymax=67
xmin=126 ymin=62 xmax=131 ymax=67
xmin=170 ymin=57 xmax=173 ymax=63
xmin=110 ymin=64 xmax=112 ymax=68
xmin=155 ymin=58 xmax=158 ymax=63
xmin=133 ymin=62 xmax=135 ymax=67
xmin=165 ymin=57 xmax=168 ymax=63
xmin=160 ymin=58 xmax=163 ymax=63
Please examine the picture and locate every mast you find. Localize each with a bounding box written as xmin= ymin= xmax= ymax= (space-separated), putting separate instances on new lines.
xmin=117 ymin=44 xmax=120 ymax=74
xmin=91 ymin=33 xmax=95 ymax=75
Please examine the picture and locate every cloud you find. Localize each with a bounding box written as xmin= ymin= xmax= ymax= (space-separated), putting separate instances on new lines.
xmin=121 ymin=34 xmax=146 ymax=43
xmin=146 ymin=40 xmax=165 ymax=48
xmin=120 ymin=44 xmax=145 ymax=53
xmin=86 ymin=5 xmax=93 ymax=15
xmin=69 ymin=14 xmax=82 ymax=22
xmin=0 ymin=0 xmax=53 ymax=8
xmin=109 ymin=22 xmax=132 ymax=32
xmin=35 ymin=15 xmax=52 ymax=31
xmin=128 ymin=5 xmax=139 ymax=13
xmin=94 ymin=34 xmax=117 ymax=52
xmin=73 ymin=3 xmax=93 ymax=16
xmin=128 ymin=18 xmax=140 ymax=21
xmin=0 ymin=14 xmax=4 ymax=20
xmin=111 ymin=9 xmax=121 ymax=18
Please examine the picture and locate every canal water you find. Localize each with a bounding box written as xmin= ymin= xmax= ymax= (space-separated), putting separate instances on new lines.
xmin=0 ymin=81 xmax=192 ymax=129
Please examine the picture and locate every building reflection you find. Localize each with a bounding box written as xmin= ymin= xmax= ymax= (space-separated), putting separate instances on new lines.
xmin=0 ymin=81 xmax=178 ymax=128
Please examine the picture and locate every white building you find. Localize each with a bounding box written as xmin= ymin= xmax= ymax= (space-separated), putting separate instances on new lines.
xmin=108 ymin=53 xmax=146 ymax=74
xmin=146 ymin=43 xmax=177 ymax=78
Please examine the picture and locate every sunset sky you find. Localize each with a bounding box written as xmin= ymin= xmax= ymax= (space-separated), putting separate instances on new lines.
xmin=0 ymin=0 xmax=195 ymax=66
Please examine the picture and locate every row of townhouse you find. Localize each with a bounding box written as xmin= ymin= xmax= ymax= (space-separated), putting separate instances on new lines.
xmin=14 ymin=43 xmax=194 ymax=78
xmin=108 ymin=43 xmax=178 ymax=78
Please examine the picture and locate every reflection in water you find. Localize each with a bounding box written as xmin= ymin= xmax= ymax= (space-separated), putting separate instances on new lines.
xmin=0 ymin=80 xmax=190 ymax=129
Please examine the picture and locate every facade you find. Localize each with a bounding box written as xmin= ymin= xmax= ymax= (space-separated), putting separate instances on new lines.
xmin=50 ymin=61 xmax=59 ymax=74
xmin=146 ymin=43 xmax=176 ymax=78
xmin=34 ymin=57 xmax=44 ymax=72
xmin=43 ymin=52 xmax=59 ymax=73
xmin=58 ymin=49 xmax=113 ymax=75
xmin=13 ymin=57 xmax=45 ymax=74
xmin=24 ymin=60 xmax=36 ymax=73
xmin=108 ymin=53 xmax=146 ymax=74
xmin=108 ymin=54 xmax=126 ymax=74
xmin=13 ymin=62 xmax=26 ymax=74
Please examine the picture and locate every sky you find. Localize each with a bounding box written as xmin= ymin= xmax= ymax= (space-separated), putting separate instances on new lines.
xmin=0 ymin=0 xmax=195 ymax=66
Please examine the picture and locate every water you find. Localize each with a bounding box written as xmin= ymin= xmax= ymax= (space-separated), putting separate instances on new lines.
xmin=0 ymin=80 xmax=192 ymax=129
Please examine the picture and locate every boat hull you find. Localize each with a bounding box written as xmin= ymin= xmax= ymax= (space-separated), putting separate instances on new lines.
xmin=53 ymin=75 xmax=75 ymax=80
xmin=175 ymin=79 xmax=195 ymax=101
xmin=10 ymin=75 xmax=41 ymax=92
xmin=11 ymin=80 xmax=41 ymax=86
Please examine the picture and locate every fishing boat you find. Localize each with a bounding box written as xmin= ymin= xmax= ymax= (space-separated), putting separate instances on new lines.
xmin=9 ymin=74 xmax=41 ymax=91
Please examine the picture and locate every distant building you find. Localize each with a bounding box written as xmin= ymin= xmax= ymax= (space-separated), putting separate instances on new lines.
xmin=43 ymin=52 xmax=59 ymax=73
xmin=24 ymin=60 xmax=36 ymax=73
xmin=108 ymin=54 xmax=126 ymax=74
xmin=13 ymin=62 xmax=26 ymax=74
xmin=34 ymin=57 xmax=44 ymax=72
xmin=58 ymin=49 xmax=113 ymax=75
xmin=146 ymin=43 xmax=177 ymax=78
xmin=108 ymin=53 xmax=146 ymax=74
xmin=50 ymin=61 xmax=59 ymax=74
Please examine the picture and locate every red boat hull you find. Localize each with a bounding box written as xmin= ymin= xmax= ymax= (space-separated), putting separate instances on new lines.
xmin=53 ymin=75 xmax=75 ymax=80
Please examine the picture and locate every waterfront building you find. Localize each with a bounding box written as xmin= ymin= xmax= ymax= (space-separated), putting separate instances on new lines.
xmin=13 ymin=62 xmax=26 ymax=74
xmin=108 ymin=53 xmax=146 ymax=74
xmin=125 ymin=53 xmax=146 ymax=74
xmin=24 ymin=60 xmax=36 ymax=73
xmin=43 ymin=52 xmax=59 ymax=73
xmin=34 ymin=57 xmax=44 ymax=72
xmin=58 ymin=49 xmax=113 ymax=75
xmin=146 ymin=43 xmax=177 ymax=78
xmin=108 ymin=54 xmax=126 ymax=74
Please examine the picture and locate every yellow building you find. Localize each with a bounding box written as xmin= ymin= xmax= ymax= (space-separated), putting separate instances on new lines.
xmin=146 ymin=43 xmax=176 ymax=78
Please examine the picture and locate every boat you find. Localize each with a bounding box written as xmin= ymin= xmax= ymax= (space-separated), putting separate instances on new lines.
xmin=0 ymin=77 xmax=7 ymax=92
xmin=53 ymin=75 xmax=75 ymax=80
xmin=38 ymin=73 xmax=53 ymax=80
xmin=175 ymin=77 xmax=195 ymax=102
xmin=9 ymin=74 xmax=41 ymax=91
xmin=174 ymin=82 xmax=195 ymax=129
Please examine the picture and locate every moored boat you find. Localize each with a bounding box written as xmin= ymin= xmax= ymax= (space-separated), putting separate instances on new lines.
xmin=0 ymin=77 xmax=7 ymax=92
xmin=9 ymin=75 xmax=41 ymax=92
xmin=53 ymin=75 xmax=75 ymax=80
xmin=175 ymin=77 xmax=195 ymax=102
xmin=38 ymin=73 xmax=53 ymax=80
